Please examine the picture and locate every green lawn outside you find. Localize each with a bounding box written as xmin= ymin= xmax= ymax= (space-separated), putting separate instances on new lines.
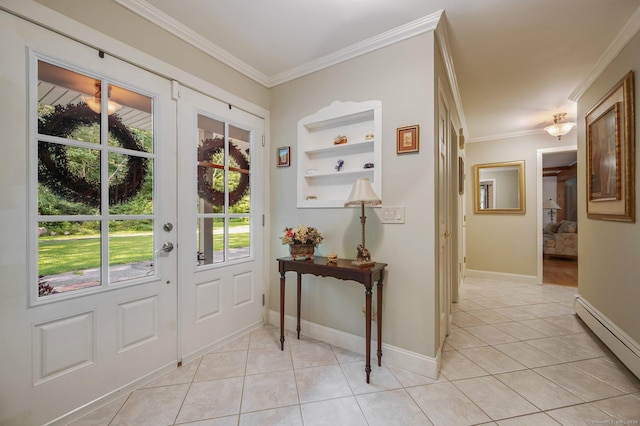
xmin=39 ymin=225 xmax=250 ymax=276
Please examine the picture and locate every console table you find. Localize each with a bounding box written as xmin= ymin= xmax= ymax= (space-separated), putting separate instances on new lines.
xmin=277 ymin=256 xmax=387 ymax=383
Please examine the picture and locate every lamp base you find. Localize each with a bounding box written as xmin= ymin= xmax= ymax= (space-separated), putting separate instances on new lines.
xmin=353 ymin=244 xmax=375 ymax=267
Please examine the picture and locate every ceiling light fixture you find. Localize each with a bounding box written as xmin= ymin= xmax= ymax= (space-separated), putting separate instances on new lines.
xmin=82 ymin=82 xmax=122 ymax=115
xmin=544 ymin=113 xmax=576 ymax=140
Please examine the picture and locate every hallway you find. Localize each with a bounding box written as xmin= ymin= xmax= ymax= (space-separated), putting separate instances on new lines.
xmin=69 ymin=277 xmax=639 ymax=425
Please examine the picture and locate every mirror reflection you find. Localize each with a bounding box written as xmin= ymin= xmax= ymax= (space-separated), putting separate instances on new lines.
xmin=473 ymin=161 xmax=525 ymax=214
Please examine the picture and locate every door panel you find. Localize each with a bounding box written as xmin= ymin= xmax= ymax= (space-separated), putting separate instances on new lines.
xmin=177 ymin=85 xmax=265 ymax=360
xmin=0 ymin=13 xmax=177 ymax=424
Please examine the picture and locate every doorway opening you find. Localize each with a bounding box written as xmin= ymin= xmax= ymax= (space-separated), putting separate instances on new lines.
xmin=538 ymin=147 xmax=578 ymax=287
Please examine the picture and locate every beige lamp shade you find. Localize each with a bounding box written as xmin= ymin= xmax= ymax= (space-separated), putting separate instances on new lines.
xmin=344 ymin=178 xmax=381 ymax=207
xmin=543 ymin=198 xmax=561 ymax=210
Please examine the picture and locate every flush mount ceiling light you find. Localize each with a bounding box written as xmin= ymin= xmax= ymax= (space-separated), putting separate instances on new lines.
xmin=82 ymin=82 xmax=122 ymax=115
xmin=544 ymin=113 xmax=576 ymax=140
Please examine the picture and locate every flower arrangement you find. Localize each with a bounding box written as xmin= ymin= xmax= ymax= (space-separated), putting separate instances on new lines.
xmin=280 ymin=225 xmax=324 ymax=247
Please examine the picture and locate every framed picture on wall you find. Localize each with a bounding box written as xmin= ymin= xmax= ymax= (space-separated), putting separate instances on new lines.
xmin=586 ymin=70 xmax=635 ymax=222
xmin=458 ymin=157 xmax=465 ymax=195
xmin=396 ymin=125 xmax=420 ymax=154
xmin=277 ymin=146 xmax=290 ymax=167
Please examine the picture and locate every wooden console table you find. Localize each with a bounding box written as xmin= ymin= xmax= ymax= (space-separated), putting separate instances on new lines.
xmin=277 ymin=256 xmax=387 ymax=383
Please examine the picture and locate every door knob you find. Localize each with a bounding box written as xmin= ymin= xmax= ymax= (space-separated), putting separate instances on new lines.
xmin=444 ymin=231 xmax=451 ymax=238
xmin=155 ymin=242 xmax=174 ymax=253
xmin=163 ymin=222 xmax=173 ymax=232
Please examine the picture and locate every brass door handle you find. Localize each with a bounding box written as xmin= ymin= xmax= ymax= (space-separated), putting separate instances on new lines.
xmin=444 ymin=231 xmax=451 ymax=238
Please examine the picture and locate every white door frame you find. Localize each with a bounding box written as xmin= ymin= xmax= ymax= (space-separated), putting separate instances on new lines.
xmin=536 ymin=145 xmax=578 ymax=284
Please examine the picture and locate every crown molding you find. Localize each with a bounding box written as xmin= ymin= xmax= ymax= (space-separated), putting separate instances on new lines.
xmin=570 ymin=5 xmax=640 ymax=101
xmin=115 ymin=0 xmax=443 ymax=88
xmin=268 ymin=11 xmax=443 ymax=87
xmin=468 ymin=128 xmax=547 ymax=144
xmin=114 ymin=0 xmax=270 ymax=86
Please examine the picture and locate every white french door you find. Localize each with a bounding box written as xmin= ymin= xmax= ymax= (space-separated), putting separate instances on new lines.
xmin=177 ymin=85 xmax=265 ymax=361
xmin=0 ymin=12 xmax=178 ymax=423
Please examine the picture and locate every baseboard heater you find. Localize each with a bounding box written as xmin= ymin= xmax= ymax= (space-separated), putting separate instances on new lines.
xmin=574 ymin=296 xmax=640 ymax=379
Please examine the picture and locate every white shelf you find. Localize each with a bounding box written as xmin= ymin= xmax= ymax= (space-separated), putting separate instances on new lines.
xmin=297 ymin=100 xmax=382 ymax=208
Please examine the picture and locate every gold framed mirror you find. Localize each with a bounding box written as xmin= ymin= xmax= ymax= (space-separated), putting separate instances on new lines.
xmin=473 ymin=160 xmax=525 ymax=214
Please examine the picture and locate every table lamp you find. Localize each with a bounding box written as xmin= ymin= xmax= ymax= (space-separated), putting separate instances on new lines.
xmin=344 ymin=178 xmax=381 ymax=266
xmin=543 ymin=198 xmax=561 ymax=223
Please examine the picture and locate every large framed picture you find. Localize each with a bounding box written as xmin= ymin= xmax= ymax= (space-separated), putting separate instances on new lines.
xmin=396 ymin=125 xmax=420 ymax=154
xmin=586 ymin=70 xmax=635 ymax=222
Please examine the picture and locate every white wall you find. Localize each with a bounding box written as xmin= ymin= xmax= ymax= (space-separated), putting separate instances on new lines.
xmin=269 ymin=32 xmax=440 ymax=358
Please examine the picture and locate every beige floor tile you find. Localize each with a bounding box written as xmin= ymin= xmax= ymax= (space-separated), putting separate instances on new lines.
xmin=546 ymin=403 xmax=618 ymax=425
xmin=452 ymin=299 xmax=484 ymax=311
xmin=111 ymin=384 xmax=188 ymax=426
xmin=68 ymin=394 xmax=129 ymax=426
xmin=496 ymin=412 xmax=560 ymax=425
xmin=331 ymin=345 xmax=366 ymax=363
xmin=534 ymin=364 xmax=624 ymax=402
xmin=519 ymin=303 xmax=574 ymax=318
xmin=454 ymin=376 xmax=538 ymax=420
xmin=245 ymin=346 xmax=292 ymax=375
xmin=440 ymin=350 xmax=488 ymax=381
xmin=452 ymin=311 xmax=487 ymax=327
xmin=300 ymin=396 xmax=367 ymax=426
xmin=241 ymin=370 xmax=299 ymax=413
xmin=195 ymin=350 xmax=247 ymax=381
xmin=492 ymin=322 xmax=547 ymax=341
xmin=249 ymin=327 xmax=286 ymax=350
xmin=592 ymin=394 xmax=640 ymax=421
xmin=387 ymin=364 xmax=442 ymax=388
xmin=472 ymin=297 xmax=510 ymax=309
xmin=143 ymin=359 xmax=200 ymax=388
xmin=465 ymin=325 xmax=520 ymax=345
xmin=444 ymin=327 xmax=487 ymax=349
xmin=526 ymin=336 xmax=603 ymax=362
xmin=519 ymin=319 xmax=574 ymax=336
xmin=179 ymin=415 xmax=239 ymax=425
xmin=570 ymin=357 xmax=640 ymax=393
xmin=290 ymin=341 xmax=337 ymax=369
xmin=295 ymin=364 xmax=352 ymax=403
xmin=176 ymin=378 xmax=244 ymax=423
xmin=459 ymin=346 xmax=526 ymax=374
xmin=340 ymin=361 xmax=402 ymax=394
xmin=442 ymin=341 xmax=455 ymax=351
xmin=468 ymin=309 xmax=512 ymax=324
xmin=209 ymin=334 xmax=250 ymax=353
xmin=493 ymin=341 xmax=562 ymax=368
xmin=547 ymin=315 xmax=589 ymax=334
xmin=407 ymin=382 xmax=491 ymax=426
xmin=238 ymin=405 xmax=302 ymax=426
xmin=492 ymin=307 xmax=537 ymax=322
xmin=494 ymin=369 xmax=582 ymax=410
xmin=357 ymin=389 xmax=433 ymax=426
xmin=560 ymin=332 xmax=610 ymax=357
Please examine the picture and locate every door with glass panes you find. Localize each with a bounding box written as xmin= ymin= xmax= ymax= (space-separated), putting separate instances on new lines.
xmin=1 ymin=19 xmax=178 ymax=420
xmin=177 ymin=85 xmax=265 ymax=360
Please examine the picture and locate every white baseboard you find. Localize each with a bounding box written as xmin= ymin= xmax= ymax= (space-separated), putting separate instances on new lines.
xmin=465 ymin=269 xmax=537 ymax=285
xmin=574 ymin=296 xmax=640 ymax=379
xmin=268 ymin=310 xmax=439 ymax=379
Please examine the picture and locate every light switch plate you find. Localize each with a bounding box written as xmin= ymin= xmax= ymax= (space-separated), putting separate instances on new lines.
xmin=381 ymin=206 xmax=405 ymax=224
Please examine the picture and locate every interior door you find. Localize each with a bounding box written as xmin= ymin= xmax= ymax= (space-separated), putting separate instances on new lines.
xmin=177 ymin=85 xmax=265 ymax=361
xmin=0 ymin=12 xmax=177 ymax=423
xmin=437 ymin=93 xmax=452 ymax=349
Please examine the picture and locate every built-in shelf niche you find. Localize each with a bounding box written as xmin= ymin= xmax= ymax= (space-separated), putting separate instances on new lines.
xmin=297 ymin=100 xmax=382 ymax=208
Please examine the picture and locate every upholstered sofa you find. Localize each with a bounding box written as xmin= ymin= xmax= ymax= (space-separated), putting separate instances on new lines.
xmin=543 ymin=220 xmax=578 ymax=259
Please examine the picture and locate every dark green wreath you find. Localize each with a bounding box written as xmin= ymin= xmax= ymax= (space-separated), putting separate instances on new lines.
xmin=197 ymin=137 xmax=250 ymax=207
xmin=38 ymin=103 xmax=148 ymax=208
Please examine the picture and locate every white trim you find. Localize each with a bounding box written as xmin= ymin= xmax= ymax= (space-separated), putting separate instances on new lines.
xmin=268 ymin=310 xmax=439 ymax=379
xmin=465 ymin=269 xmax=537 ymax=285
xmin=0 ymin=0 xmax=269 ymax=120
xmin=468 ymin=128 xmax=547 ymax=144
xmin=536 ymin=145 xmax=577 ymax=285
xmin=574 ymin=296 xmax=640 ymax=379
xmin=114 ymin=0 xmax=442 ymax=88
xmin=270 ymin=12 xmax=442 ymax=87
xmin=113 ymin=0 xmax=269 ymax=86
xmin=570 ymin=5 xmax=640 ymax=101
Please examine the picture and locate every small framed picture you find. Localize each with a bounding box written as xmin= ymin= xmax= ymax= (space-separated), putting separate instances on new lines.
xmin=277 ymin=146 xmax=290 ymax=167
xmin=397 ymin=125 xmax=420 ymax=154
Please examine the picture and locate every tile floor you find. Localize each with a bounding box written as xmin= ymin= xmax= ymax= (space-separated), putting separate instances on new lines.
xmin=71 ymin=277 xmax=640 ymax=425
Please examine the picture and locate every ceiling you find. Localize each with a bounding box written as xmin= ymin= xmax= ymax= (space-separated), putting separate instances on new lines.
xmin=115 ymin=0 xmax=640 ymax=142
